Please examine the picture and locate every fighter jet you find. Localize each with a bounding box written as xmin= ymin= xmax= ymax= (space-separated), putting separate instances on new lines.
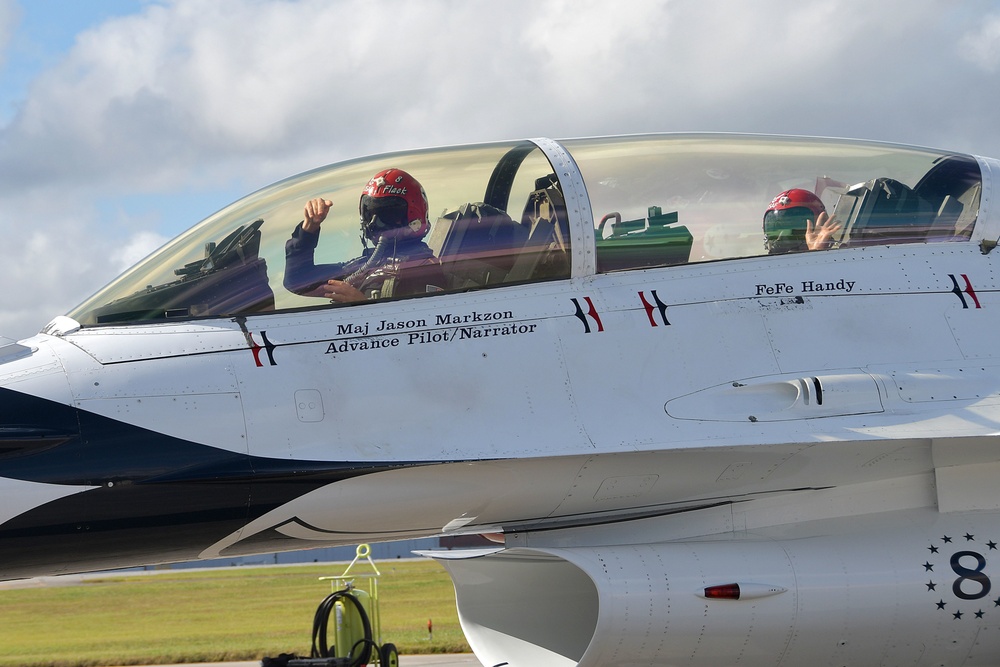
xmin=1 ymin=133 xmax=997 ymax=666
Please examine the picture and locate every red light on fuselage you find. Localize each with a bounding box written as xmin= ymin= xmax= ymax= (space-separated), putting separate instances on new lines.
xmin=703 ymin=583 xmax=742 ymax=599
xmin=699 ymin=582 xmax=787 ymax=600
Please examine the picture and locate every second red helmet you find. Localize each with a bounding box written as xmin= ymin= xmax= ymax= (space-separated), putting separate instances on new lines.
xmin=764 ymin=188 xmax=826 ymax=219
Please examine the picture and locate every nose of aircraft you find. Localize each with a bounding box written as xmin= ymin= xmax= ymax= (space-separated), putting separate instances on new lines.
xmin=0 ymin=335 xmax=81 ymax=466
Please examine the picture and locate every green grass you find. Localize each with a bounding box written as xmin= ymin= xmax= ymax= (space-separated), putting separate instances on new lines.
xmin=0 ymin=560 xmax=470 ymax=667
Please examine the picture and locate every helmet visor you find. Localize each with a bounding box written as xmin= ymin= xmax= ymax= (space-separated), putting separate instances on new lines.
xmin=763 ymin=207 xmax=813 ymax=253
xmin=360 ymin=194 xmax=409 ymax=228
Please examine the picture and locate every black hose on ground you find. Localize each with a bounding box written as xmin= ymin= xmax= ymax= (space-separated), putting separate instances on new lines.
xmin=309 ymin=587 xmax=374 ymax=666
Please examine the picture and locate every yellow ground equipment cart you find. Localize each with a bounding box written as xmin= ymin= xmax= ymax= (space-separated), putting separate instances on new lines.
xmin=280 ymin=544 xmax=399 ymax=667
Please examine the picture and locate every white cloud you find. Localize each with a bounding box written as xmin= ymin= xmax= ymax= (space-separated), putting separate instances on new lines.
xmin=960 ymin=13 xmax=1000 ymax=72
xmin=5 ymin=0 xmax=997 ymax=191
xmin=111 ymin=230 xmax=170 ymax=272
xmin=1 ymin=0 xmax=999 ymax=339
xmin=0 ymin=193 xmax=110 ymax=337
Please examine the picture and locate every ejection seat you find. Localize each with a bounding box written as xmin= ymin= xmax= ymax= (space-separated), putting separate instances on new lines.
xmin=505 ymin=174 xmax=572 ymax=283
xmin=428 ymin=202 xmax=528 ymax=290
xmin=834 ymin=178 xmax=935 ymax=247
xmin=912 ymin=155 xmax=982 ymax=241
xmin=834 ymin=156 xmax=983 ymax=248
xmin=428 ymin=171 xmax=574 ymax=289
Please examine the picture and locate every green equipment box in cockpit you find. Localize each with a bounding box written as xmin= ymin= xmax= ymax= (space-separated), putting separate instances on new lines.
xmin=596 ymin=206 xmax=693 ymax=272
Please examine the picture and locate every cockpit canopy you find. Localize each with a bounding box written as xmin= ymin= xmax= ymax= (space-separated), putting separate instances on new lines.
xmin=68 ymin=134 xmax=984 ymax=326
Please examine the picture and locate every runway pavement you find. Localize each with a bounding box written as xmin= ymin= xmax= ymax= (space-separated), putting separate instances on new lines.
xmin=128 ymin=656 xmax=483 ymax=667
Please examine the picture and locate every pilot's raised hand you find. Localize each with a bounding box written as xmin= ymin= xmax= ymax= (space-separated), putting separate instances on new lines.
xmin=805 ymin=211 xmax=843 ymax=250
xmin=307 ymin=279 xmax=366 ymax=303
xmin=302 ymin=198 xmax=333 ymax=233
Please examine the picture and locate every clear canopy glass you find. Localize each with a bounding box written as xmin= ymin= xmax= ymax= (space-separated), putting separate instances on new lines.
xmin=68 ymin=134 xmax=982 ymax=327
xmin=564 ymin=133 xmax=981 ymax=268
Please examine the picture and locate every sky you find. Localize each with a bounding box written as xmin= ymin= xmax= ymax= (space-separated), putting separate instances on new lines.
xmin=1 ymin=0 xmax=999 ymax=340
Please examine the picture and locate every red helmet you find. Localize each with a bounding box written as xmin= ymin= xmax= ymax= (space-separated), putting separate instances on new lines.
xmin=763 ymin=188 xmax=827 ymax=254
xmin=359 ymin=168 xmax=430 ymax=242
xmin=764 ymin=188 xmax=826 ymax=219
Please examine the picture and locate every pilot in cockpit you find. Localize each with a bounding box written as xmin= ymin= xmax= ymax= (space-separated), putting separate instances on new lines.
xmin=763 ymin=188 xmax=843 ymax=254
xmin=284 ymin=168 xmax=446 ymax=303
